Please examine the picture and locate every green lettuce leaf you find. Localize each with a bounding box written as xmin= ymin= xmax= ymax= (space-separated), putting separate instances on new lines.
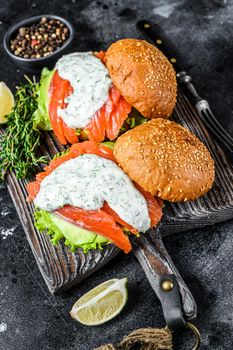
xmin=33 ymin=68 xmax=54 ymax=131
xmin=102 ymin=141 xmax=115 ymax=150
xmin=34 ymin=210 xmax=109 ymax=253
xmin=120 ymin=108 xmax=147 ymax=133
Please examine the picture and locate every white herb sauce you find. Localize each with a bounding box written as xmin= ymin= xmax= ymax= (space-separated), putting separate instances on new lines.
xmin=34 ymin=154 xmax=150 ymax=232
xmin=55 ymin=52 xmax=112 ymax=128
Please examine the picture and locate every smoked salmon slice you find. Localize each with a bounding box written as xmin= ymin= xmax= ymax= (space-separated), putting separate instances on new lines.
xmin=102 ymin=187 xmax=163 ymax=234
xmin=105 ymin=95 xmax=131 ymax=141
xmin=49 ymin=71 xmax=78 ymax=145
xmin=56 ymin=205 xmax=131 ymax=254
xmin=48 ymin=53 xmax=131 ymax=144
xmin=94 ymin=51 xmax=107 ymax=64
xmin=62 ymin=81 xmax=79 ymax=144
xmin=102 ymin=202 xmax=139 ymax=235
xmin=135 ymin=184 xmax=163 ymax=227
xmin=48 ymin=71 xmax=67 ymax=145
xmin=86 ymin=85 xmax=131 ymax=142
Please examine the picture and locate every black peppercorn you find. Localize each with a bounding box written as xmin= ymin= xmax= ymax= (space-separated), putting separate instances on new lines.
xmin=10 ymin=17 xmax=70 ymax=59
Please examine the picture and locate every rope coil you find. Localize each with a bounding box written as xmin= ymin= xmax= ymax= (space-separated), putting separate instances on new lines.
xmin=94 ymin=323 xmax=201 ymax=350
xmin=94 ymin=327 xmax=173 ymax=350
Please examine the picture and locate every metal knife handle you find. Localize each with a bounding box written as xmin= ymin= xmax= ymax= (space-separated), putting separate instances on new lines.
xmin=132 ymin=228 xmax=197 ymax=326
xmin=137 ymin=20 xmax=233 ymax=155
xmin=177 ymin=72 xmax=202 ymax=103
xmin=177 ymin=72 xmax=233 ymax=153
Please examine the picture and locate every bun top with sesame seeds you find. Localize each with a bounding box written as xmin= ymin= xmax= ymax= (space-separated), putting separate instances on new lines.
xmin=114 ymin=119 xmax=215 ymax=202
xmin=105 ymin=38 xmax=177 ymax=119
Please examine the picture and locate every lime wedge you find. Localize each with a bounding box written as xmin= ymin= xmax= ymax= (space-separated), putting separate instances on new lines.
xmin=70 ymin=278 xmax=128 ymax=326
xmin=0 ymin=82 xmax=14 ymax=124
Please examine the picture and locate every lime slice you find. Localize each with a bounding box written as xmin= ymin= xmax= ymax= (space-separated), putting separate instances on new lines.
xmin=70 ymin=278 xmax=128 ymax=326
xmin=0 ymin=82 xmax=14 ymax=124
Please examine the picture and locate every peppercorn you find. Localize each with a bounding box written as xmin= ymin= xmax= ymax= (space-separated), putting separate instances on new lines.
xmin=19 ymin=27 xmax=26 ymax=36
xmin=41 ymin=17 xmax=47 ymax=24
xmin=10 ymin=17 xmax=70 ymax=59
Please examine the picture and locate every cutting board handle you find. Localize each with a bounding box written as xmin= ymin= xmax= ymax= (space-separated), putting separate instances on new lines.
xmin=132 ymin=228 xmax=197 ymax=325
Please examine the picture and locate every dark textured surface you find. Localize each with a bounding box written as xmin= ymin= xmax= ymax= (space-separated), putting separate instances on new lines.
xmin=0 ymin=0 xmax=233 ymax=349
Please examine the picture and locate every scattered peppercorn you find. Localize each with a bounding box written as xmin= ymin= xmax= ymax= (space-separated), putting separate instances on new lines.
xmin=10 ymin=17 xmax=70 ymax=59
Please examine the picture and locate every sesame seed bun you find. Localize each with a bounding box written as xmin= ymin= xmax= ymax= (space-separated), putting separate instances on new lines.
xmin=105 ymin=38 xmax=177 ymax=119
xmin=114 ymin=119 xmax=215 ymax=202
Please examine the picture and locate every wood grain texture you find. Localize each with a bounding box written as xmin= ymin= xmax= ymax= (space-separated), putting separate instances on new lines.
xmin=1 ymin=87 xmax=233 ymax=294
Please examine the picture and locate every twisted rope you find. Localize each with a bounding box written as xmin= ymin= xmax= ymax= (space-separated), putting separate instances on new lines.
xmin=94 ymin=327 xmax=173 ymax=350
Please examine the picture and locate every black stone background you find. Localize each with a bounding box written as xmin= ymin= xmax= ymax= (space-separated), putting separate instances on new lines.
xmin=0 ymin=0 xmax=233 ymax=349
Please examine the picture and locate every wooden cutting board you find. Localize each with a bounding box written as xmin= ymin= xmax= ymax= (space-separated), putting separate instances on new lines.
xmin=2 ymin=87 xmax=233 ymax=294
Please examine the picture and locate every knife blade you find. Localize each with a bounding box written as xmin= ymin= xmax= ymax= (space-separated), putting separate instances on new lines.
xmin=137 ymin=20 xmax=183 ymax=72
xmin=137 ymin=20 xmax=233 ymax=157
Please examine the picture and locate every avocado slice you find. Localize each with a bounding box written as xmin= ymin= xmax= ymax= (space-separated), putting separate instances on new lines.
xmin=33 ymin=68 xmax=55 ymax=131
xmin=35 ymin=210 xmax=109 ymax=253
xmin=49 ymin=213 xmax=108 ymax=245
xmin=102 ymin=141 xmax=115 ymax=150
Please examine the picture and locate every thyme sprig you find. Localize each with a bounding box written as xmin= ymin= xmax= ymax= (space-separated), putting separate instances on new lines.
xmin=0 ymin=76 xmax=47 ymax=180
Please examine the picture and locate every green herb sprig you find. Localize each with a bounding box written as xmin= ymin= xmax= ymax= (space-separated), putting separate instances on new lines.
xmin=0 ymin=76 xmax=47 ymax=180
xmin=52 ymin=148 xmax=70 ymax=160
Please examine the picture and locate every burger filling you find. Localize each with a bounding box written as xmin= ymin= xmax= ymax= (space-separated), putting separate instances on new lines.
xmin=55 ymin=52 xmax=112 ymax=129
xmin=32 ymin=52 xmax=146 ymax=145
xmin=27 ymin=141 xmax=163 ymax=253
xmin=34 ymin=153 xmax=150 ymax=232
